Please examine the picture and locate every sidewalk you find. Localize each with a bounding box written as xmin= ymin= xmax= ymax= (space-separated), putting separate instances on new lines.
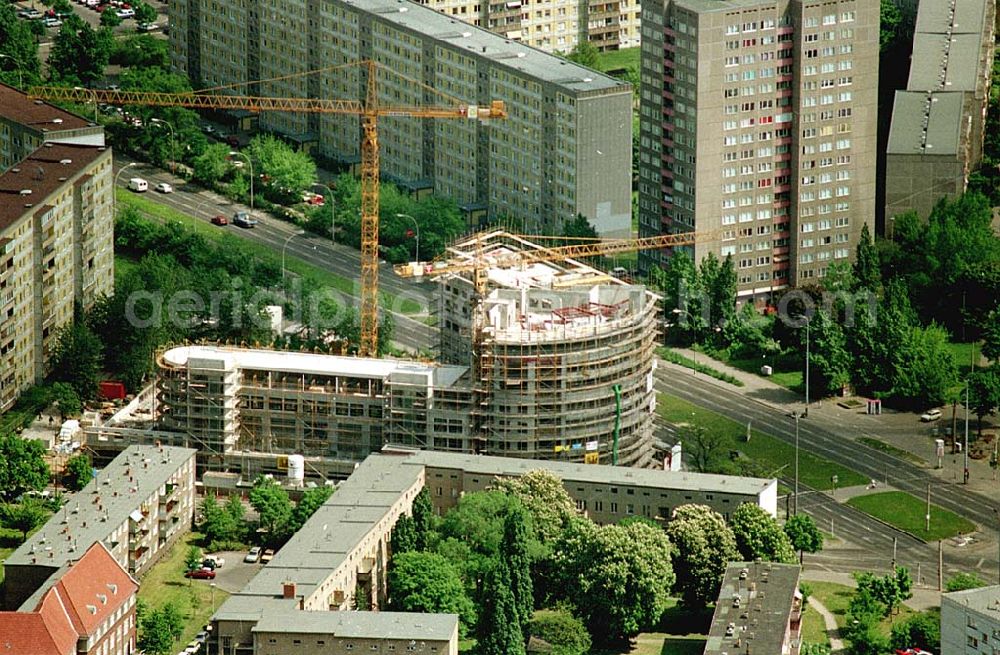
xmin=807 ymin=596 xmax=845 ymax=653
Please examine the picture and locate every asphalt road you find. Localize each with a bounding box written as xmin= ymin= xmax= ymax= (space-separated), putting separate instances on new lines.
xmin=112 ymin=158 xmax=440 ymax=353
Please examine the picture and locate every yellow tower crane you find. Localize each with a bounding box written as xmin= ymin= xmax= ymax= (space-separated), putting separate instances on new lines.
xmin=30 ymin=61 xmax=507 ymax=356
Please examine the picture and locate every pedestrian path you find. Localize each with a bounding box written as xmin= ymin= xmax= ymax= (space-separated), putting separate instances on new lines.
xmin=806 ymin=596 xmax=845 ymax=653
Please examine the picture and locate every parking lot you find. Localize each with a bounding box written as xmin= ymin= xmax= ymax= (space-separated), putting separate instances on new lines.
xmin=10 ymin=0 xmax=169 ymax=44
xmin=199 ymin=550 xmax=264 ymax=594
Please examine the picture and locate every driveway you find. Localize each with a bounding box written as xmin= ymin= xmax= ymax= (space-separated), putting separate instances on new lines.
xmin=204 ymin=550 xmax=262 ymax=593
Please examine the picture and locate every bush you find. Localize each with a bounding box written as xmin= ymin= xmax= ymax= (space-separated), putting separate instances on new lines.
xmin=204 ymin=539 xmax=247 ymax=553
xmin=528 ymin=609 xmax=592 ymax=655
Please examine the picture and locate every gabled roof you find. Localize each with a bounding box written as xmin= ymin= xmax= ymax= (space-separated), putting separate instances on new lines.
xmin=0 ymin=612 xmax=74 ymax=655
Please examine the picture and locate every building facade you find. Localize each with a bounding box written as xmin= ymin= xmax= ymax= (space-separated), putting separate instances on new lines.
xmin=704 ymin=561 xmax=803 ymax=655
xmin=3 ymin=445 xmax=196 ymax=610
xmin=416 ymin=0 xmax=641 ymax=52
xmin=884 ymin=0 xmax=995 ymax=223
xmin=0 ymin=85 xmax=113 ymax=412
xmin=167 ymin=0 xmax=633 ymax=236
xmin=0 ymin=542 xmax=139 ymax=655
xmin=637 ymin=0 xmax=878 ymax=300
xmin=941 ymin=585 xmax=1000 ymax=654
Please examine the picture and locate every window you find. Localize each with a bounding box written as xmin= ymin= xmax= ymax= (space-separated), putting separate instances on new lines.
xmin=610 ymin=502 xmax=618 ymax=513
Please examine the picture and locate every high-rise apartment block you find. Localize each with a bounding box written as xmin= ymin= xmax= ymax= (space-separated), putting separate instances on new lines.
xmin=415 ymin=0 xmax=641 ymax=52
xmin=0 ymin=84 xmax=113 ymax=412
xmin=168 ymin=0 xmax=633 ymax=236
xmin=637 ymin=0 xmax=878 ymax=300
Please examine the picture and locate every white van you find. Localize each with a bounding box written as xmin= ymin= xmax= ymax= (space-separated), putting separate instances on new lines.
xmin=128 ymin=177 xmax=148 ymax=192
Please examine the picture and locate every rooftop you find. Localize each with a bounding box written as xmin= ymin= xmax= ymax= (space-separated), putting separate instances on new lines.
xmin=398 ymin=449 xmax=776 ymax=496
xmin=7 ymin=445 xmax=196 ymax=571
xmin=0 ymin=82 xmax=95 ymax=133
xmin=342 ymin=0 xmax=628 ymax=95
xmin=0 ymin=143 xmax=110 ymax=234
xmin=161 ymin=345 xmax=468 ymax=387
xmin=252 ymin=609 xmax=458 ymax=641
xmin=943 ymin=584 xmax=1000 ymax=615
xmin=886 ymin=91 xmax=965 ymax=156
xmin=914 ymin=0 xmax=988 ymax=35
xmin=704 ymin=562 xmax=802 ymax=655
xmin=908 ymin=32 xmax=984 ymax=93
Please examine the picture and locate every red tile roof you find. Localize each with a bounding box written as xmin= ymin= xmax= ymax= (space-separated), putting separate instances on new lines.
xmin=0 ymin=542 xmax=137 ymax=655
xmin=0 ymin=82 xmax=93 ymax=131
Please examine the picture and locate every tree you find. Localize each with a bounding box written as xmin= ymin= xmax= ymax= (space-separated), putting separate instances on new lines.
xmin=891 ymin=323 xmax=960 ymax=409
xmin=137 ymin=609 xmax=173 ymax=655
xmin=945 ymin=572 xmax=988 ymax=592
xmin=0 ymin=434 xmax=49 ymax=501
xmin=411 ymin=487 xmax=433 ymax=551
xmin=62 ymin=454 xmax=93 ymax=492
xmin=701 ymin=253 xmax=737 ymax=336
xmin=0 ymin=499 xmax=49 ymax=540
xmin=665 ymin=504 xmax=738 ymax=609
xmin=99 ymin=9 xmax=121 ymax=28
xmin=852 ymin=223 xmax=880 ymax=291
xmin=185 ymin=545 xmax=203 ymax=572
xmin=806 ymin=309 xmax=853 ymax=396
xmin=192 ymin=142 xmax=234 ymax=186
xmin=983 ymin=308 xmax=1000 ymax=363
xmin=855 ymin=567 xmax=913 ymax=618
xmin=245 ymin=134 xmax=317 ymax=202
xmin=553 ymin=517 xmax=675 ymax=644
xmin=49 ymin=319 xmax=103 ymax=400
xmin=51 ymin=382 xmax=82 ymax=418
xmin=290 ymin=485 xmax=333 ymax=532
xmin=561 ymin=214 xmax=598 ymax=242
xmin=502 ymin=503 xmax=534 ymax=637
xmin=890 ymin=610 xmax=940 ymax=653
xmin=844 ymin=586 xmax=890 ymax=655
xmin=493 ymin=470 xmax=576 ymax=545
xmin=784 ymin=514 xmax=824 ymax=564
xmin=566 ymin=41 xmax=598 ymax=68
xmin=199 ymin=494 xmax=244 ymax=545
xmin=477 ymin=557 xmax=525 ymax=655
xmin=249 ymin=476 xmax=293 ymax=544
xmin=132 ymin=0 xmax=157 ymax=25
xmin=879 ymin=0 xmax=902 ymax=51
xmin=161 ymin=602 xmax=184 ymax=641
xmin=390 ymin=513 xmax=418 ymax=556
xmin=388 ymin=551 xmax=476 ymax=637
xmin=0 ymin=3 xmax=42 ymax=89
xmin=968 ymin=366 xmax=1000 ymax=436
xmin=679 ymin=425 xmax=730 ymax=473
xmin=47 ymin=23 xmax=114 ymax=85
xmin=527 ymin=609 xmax=592 ymax=655
xmin=730 ymin=503 xmax=796 ymax=564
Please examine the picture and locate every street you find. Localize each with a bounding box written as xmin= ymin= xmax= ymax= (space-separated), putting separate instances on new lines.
xmin=112 ymin=158 xmax=440 ymax=353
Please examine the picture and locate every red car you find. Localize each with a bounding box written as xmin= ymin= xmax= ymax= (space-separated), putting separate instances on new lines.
xmin=211 ymin=215 xmax=228 ymax=226
xmin=185 ymin=568 xmax=216 ymax=580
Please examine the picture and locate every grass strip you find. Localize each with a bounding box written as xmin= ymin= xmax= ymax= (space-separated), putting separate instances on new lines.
xmin=857 ymin=437 xmax=927 ymax=467
xmin=657 ymin=393 xmax=868 ymax=489
xmin=846 ymin=491 xmax=976 ymax=542
xmin=657 ymin=348 xmax=745 ymax=387
xmin=118 ymin=192 xmax=423 ymax=315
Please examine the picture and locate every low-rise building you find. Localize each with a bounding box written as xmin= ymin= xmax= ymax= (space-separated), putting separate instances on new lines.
xmin=0 ymin=541 xmax=139 ymax=655
xmin=941 ymin=585 xmax=1000 ymax=654
xmin=3 ymin=445 xmax=196 ymax=610
xmin=704 ymin=561 xmax=803 ymax=655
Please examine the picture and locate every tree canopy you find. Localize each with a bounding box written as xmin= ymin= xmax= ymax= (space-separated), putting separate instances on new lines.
xmin=492 ymin=469 xmax=577 ymax=545
xmin=784 ymin=514 xmax=824 ymax=563
xmin=0 ymin=434 xmax=49 ymax=502
xmin=63 ymin=454 xmax=93 ymax=492
xmin=665 ymin=504 xmax=738 ymax=609
xmin=249 ymin=476 xmax=293 ymax=544
xmin=730 ymin=503 xmax=796 ymax=564
xmin=388 ymin=551 xmax=476 ymax=637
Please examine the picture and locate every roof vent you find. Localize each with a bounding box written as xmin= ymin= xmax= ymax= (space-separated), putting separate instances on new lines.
xmin=107 ymin=583 xmax=118 ymax=595
xmin=59 ymin=159 xmax=71 ymax=165
xmin=86 ymin=605 xmax=97 ymax=615
xmin=19 ymin=189 xmax=31 ymax=196
xmin=58 ymin=177 xmax=67 ymax=182
xmin=97 ymin=593 xmax=107 ymax=604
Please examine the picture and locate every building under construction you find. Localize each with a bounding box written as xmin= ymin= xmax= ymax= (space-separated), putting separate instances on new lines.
xmin=155 ymin=233 xmax=659 ymax=467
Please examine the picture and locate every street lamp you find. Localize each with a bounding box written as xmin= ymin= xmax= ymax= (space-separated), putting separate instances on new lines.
xmin=313 ymin=183 xmax=335 ymax=245
xmin=113 ymin=162 xmax=139 ymax=219
xmin=228 ymin=151 xmax=253 ymax=217
xmin=0 ymin=54 xmax=24 ymax=89
xmin=799 ymin=314 xmax=811 ymax=416
xmin=281 ymin=231 xmax=306 ymax=280
xmin=210 ymin=582 xmax=217 ymax=613
xmin=395 ymin=213 xmax=420 ymax=263
xmin=790 ymin=410 xmax=806 ymax=515
xmin=149 ymin=118 xmax=175 ymax=174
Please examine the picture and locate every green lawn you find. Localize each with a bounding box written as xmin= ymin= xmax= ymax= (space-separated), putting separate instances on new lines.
xmin=137 ymin=531 xmax=230 ymax=648
xmin=724 ymin=351 xmax=804 ymax=393
xmin=594 ymin=47 xmax=640 ymax=73
xmin=846 ymin=491 xmax=977 ymax=542
xmin=657 ymin=393 xmax=868 ymax=489
xmin=805 ymin=580 xmax=916 ymax=636
xmin=118 ymin=191 xmax=423 ymax=315
xmin=0 ymin=545 xmax=14 ymax=586
xmin=944 ymin=341 xmax=984 ymax=376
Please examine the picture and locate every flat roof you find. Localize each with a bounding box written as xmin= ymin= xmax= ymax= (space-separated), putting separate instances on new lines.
xmin=887 ymin=91 xmax=965 ymax=156
xmin=7 ymin=445 xmax=196 ymax=571
xmin=908 ymin=32 xmax=983 ymax=92
xmin=704 ymin=562 xmax=801 ymax=655
xmin=161 ymin=345 xmax=467 ymax=387
xmin=0 ymin=83 xmax=94 ymax=132
xmin=914 ymin=0 xmax=988 ymax=35
xmin=341 ymin=0 xmax=629 ymax=95
xmin=0 ymin=143 xmax=109 ymax=234
xmin=943 ymin=585 xmax=1000 ymax=615
xmin=253 ymin=609 xmax=458 ymax=641
xmin=674 ymin=0 xmax=776 ymax=12
xmin=403 ymin=449 xmax=775 ymax=496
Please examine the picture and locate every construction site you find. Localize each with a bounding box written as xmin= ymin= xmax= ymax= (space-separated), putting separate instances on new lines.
xmin=143 ymin=231 xmax=661 ymax=468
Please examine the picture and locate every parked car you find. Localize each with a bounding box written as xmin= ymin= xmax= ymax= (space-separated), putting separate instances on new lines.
xmin=136 ymin=21 xmax=160 ymax=32
xmin=184 ymin=568 xmax=216 ymax=580
xmin=244 ymin=546 xmax=262 ymax=563
xmin=116 ymin=8 xmax=134 ymax=18
xmin=211 ymin=214 xmax=228 ymax=226
xmin=127 ymin=177 xmax=148 ymax=192
xmin=261 ymin=548 xmax=275 ymax=563
xmin=154 ymin=182 xmax=173 ymax=193
xmin=232 ymin=211 xmax=257 ymax=228
xmin=920 ymin=408 xmax=942 ymax=422
xmin=202 ymin=554 xmax=225 ymax=568
xmin=184 ymin=641 xmax=202 ymax=654
xmin=42 ymin=18 xmax=62 ymax=28
xmin=20 ymin=9 xmax=44 ymax=19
